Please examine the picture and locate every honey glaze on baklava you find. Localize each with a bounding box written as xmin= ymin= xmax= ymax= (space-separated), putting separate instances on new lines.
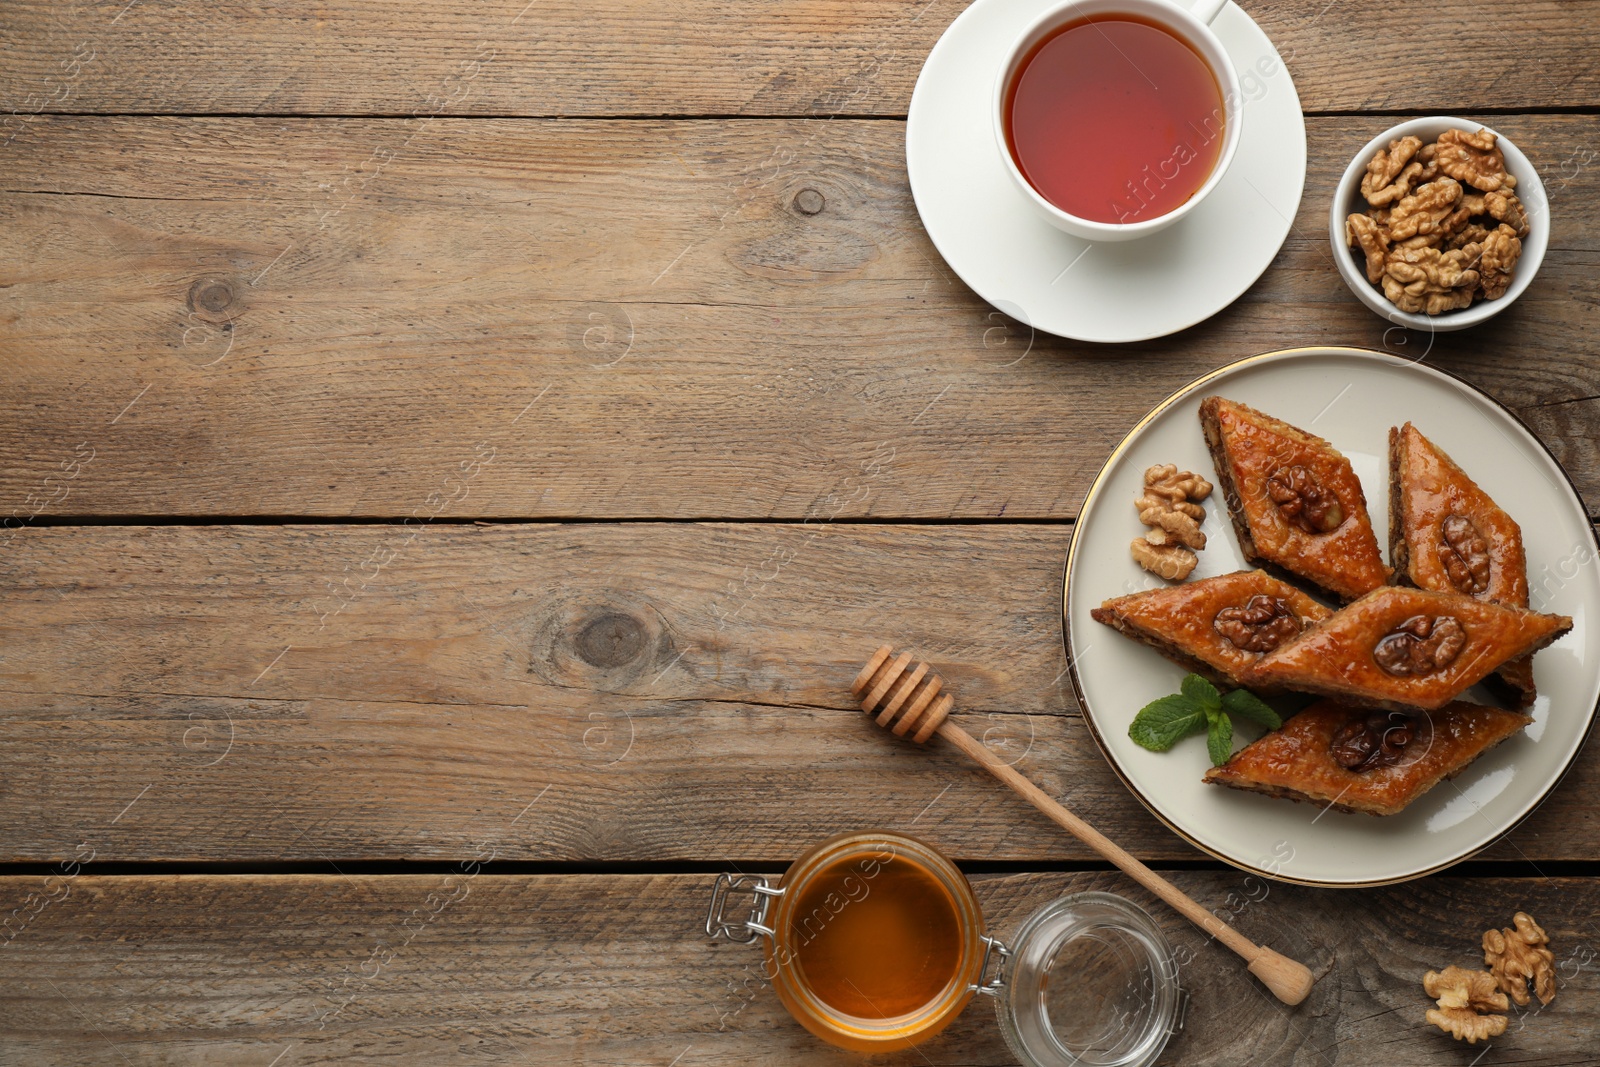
xmin=1200 ymin=397 xmax=1390 ymax=602
xmin=1203 ymin=699 xmax=1534 ymax=816
xmin=1390 ymin=422 xmax=1537 ymax=706
xmin=1091 ymin=570 xmax=1333 ymax=688
xmin=1248 ymin=586 xmax=1571 ymax=713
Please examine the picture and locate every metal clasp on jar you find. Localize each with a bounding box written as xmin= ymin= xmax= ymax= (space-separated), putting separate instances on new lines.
xmin=970 ymin=933 xmax=1011 ymax=997
xmin=705 ymin=873 xmax=785 ymax=943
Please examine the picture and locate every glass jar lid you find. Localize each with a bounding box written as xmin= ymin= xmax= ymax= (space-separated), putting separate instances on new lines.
xmin=992 ymin=891 xmax=1186 ymax=1067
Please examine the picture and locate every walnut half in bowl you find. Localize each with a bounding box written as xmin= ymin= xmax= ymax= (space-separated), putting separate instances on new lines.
xmin=1329 ymin=118 xmax=1548 ymax=332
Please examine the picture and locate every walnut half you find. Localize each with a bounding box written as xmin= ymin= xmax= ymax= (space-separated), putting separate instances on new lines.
xmin=1265 ymin=465 xmax=1344 ymax=534
xmin=1476 ymin=223 xmax=1523 ymax=301
xmin=1130 ymin=537 xmax=1197 ymax=581
xmin=1213 ymin=595 xmax=1302 ymax=653
xmin=1438 ymin=514 xmax=1491 ymax=595
xmin=1434 ymin=127 xmax=1512 ymax=193
xmin=1373 ymin=614 xmax=1466 ymax=675
xmin=1138 ymin=500 xmax=1206 ymax=549
xmin=1143 ymin=463 xmax=1213 ymax=505
xmin=1360 ymin=135 xmax=1423 ymax=201
xmin=1347 ymin=212 xmax=1389 ymax=284
xmin=1424 ymin=966 xmax=1509 ymax=1044
xmin=1484 ymin=912 xmax=1556 ymax=1006
xmin=1388 ymin=178 xmax=1462 ymax=241
xmin=1329 ymin=710 xmax=1431 ymax=771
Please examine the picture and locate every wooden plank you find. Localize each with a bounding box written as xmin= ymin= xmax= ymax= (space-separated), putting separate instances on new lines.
xmin=2 ymin=115 xmax=1597 ymax=520
xmin=1 ymin=0 xmax=1598 ymax=118
xmin=2 ymin=523 xmax=1596 ymax=864
xmin=3 ymin=871 xmax=1597 ymax=1063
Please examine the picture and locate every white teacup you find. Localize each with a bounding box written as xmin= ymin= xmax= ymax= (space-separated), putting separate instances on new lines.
xmin=993 ymin=0 xmax=1244 ymax=242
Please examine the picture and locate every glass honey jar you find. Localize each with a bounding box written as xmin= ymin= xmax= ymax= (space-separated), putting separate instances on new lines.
xmin=706 ymin=831 xmax=1186 ymax=1064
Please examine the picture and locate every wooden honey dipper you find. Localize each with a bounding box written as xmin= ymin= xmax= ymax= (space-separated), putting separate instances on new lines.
xmin=853 ymin=645 xmax=1316 ymax=1006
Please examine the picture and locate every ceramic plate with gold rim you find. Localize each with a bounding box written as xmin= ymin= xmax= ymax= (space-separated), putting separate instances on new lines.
xmin=1062 ymin=348 xmax=1600 ymax=886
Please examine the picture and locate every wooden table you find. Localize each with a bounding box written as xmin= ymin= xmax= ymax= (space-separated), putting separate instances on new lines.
xmin=2 ymin=1 xmax=1598 ymax=1063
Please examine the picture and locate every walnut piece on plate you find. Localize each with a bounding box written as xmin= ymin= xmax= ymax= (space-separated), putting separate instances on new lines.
xmin=1130 ymin=537 xmax=1196 ymax=581
xmin=1142 ymin=464 xmax=1212 ymax=508
xmin=1128 ymin=464 xmax=1212 ymax=580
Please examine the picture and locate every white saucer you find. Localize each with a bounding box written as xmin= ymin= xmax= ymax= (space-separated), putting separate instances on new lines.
xmin=906 ymin=0 xmax=1307 ymax=342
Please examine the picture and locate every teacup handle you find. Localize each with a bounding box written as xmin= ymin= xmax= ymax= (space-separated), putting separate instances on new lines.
xmin=1184 ymin=0 xmax=1228 ymax=25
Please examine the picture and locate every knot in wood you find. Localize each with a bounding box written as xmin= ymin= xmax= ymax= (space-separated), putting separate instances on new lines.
xmin=793 ymin=188 xmax=825 ymax=215
xmin=574 ymin=612 xmax=648 ymax=668
xmin=188 ymin=277 xmax=241 ymax=319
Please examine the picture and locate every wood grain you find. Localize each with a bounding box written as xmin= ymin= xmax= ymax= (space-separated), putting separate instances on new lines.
xmin=2 ymin=523 xmax=1595 ymax=865
xmin=1 ymin=115 xmax=1597 ymax=519
xmin=5 ymin=3 xmax=1600 ymax=1063
xmin=2 ymin=0 xmax=1598 ymax=117
xmin=3 ymin=871 xmax=1597 ymax=1064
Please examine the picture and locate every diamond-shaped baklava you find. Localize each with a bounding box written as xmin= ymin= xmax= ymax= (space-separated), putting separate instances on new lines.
xmin=1249 ymin=586 xmax=1571 ymax=712
xmin=1090 ymin=570 xmax=1334 ymax=688
xmin=1390 ymin=422 xmax=1536 ymax=707
xmin=1203 ymin=699 xmax=1533 ymax=816
xmin=1199 ymin=397 xmax=1389 ymax=602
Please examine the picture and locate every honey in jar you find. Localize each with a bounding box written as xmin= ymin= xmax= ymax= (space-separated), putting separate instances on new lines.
xmin=782 ymin=846 xmax=964 ymax=1019
xmin=708 ymin=831 xmax=984 ymax=1052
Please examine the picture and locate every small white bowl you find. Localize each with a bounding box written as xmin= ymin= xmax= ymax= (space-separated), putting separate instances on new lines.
xmin=1329 ymin=117 xmax=1548 ymax=332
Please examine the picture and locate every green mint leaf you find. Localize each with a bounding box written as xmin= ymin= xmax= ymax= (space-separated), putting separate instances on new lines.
xmin=1220 ymin=688 xmax=1282 ymax=730
xmin=1206 ymin=709 xmax=1234 ymax=767
xmin=1180 ymin=673 xmax=1221 ymax=713
xmin=1129 ymin=694 xmax=1207 ymax=752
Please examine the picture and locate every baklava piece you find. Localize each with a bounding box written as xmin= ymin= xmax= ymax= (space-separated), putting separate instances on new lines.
xmin=1090 ymin=570 xmax=1333 ymax=688
xmin=1199 ymin=397 xmax=1389 ymax=602
xmin=1249 ymin=586 xmax=1570 ymax=713
xmin=1203 ymin=698 xmax=1533 ymax=816
xmin=1390 ymin=422 xmax=1536 ymax=707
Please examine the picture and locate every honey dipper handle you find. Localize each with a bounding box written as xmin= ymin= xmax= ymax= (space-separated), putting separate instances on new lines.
xmin=937 ymin=722 xmax=1316 ymax=1006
